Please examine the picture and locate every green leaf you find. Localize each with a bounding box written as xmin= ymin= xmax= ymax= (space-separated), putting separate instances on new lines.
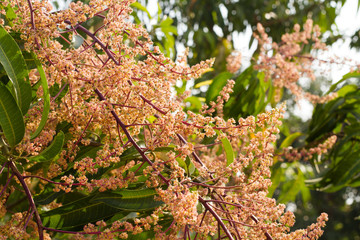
xmin=1 ymin=4 xmax=16 ymax=26
xmin=280 ymin=132 xmax=303 ymax=148
xmin=70 ymin=35 xmax=84 ymax=49
xmin=30 ymin=55 xmax=50 ymax=139
xmin=159 ymin=17 xmax=173 ymax=27
xmin=41 ymin=195 xmax=122 ymax=229
xmin=185 ymin=156 xmax=195 ymax=175
xmin=0 ymin=84 xmax=25 ymax=147
xmin=327 ymin=71 xmax=360 ymax=94
xmin=131 ymin=2 xmax=152 ymax=19
xmin=28 ymin=131 xmax=64 ymax=162
xmin=0 ymin=26 xmax=31 ymax=114
xmin=315 ymin=150 xmax=360 ymax=192
xmin=278 ymin=170 xmax=304 ymax=203
xmin=185 ymin=96 xmax=202 ymax=111
xmin=267 ymin=164 xmax=284 ymax=197
xmin=214 ymin=129 xmax=234 ymax=166
xmin=162 ymin=26 xmax=178 ymax=37
xmin=206 ymin=72 xmax=233 ymax=103
xmin=337 ymin=84 xmax=358 ymax=97
xmin=300 ymin=180 xmax=311 ymax=204
xmin=194 ymin=79 xmax=213 ymax=88
xmin=221 ymin=136 xmax=234 ymax=167
xmin=91 ymin=188 xmax=163 ymax=211
xmin=34 ymin=187 xmax=65 ymax=205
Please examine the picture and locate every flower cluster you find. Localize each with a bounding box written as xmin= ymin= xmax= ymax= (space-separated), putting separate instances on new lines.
xmin=200 ymin=79 xmax=235 ymax=117
xmin=254 ymin=20 xmax=338 ymax=103
xmin=226 ymin=50 xmax=242 ymax=74
xmin=282 ymin=135 xmax=337 ymax=162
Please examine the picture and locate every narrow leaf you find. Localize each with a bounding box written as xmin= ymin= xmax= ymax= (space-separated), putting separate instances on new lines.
xmin=194 ymin=79 xmax=213 ymax=88
xmin=0 ymin=84 xmax=25 ymax=146
xmin=267 ymin=164 xmax=284 ymax=197
xmin=34 ymin=187 xmax=65 ymax=205
xmin=131 ymin=2 xmax=152 ymax=19
xmin=278 ymin=170 xmax=304 ymax=203
xmin=31 ymin=56 xmax=50 ymax=139
xmin=280 ymin=132 xmax=303 ymax=148
xmin=41 ymin=195 xmax=121 ymax=229
xmin=159 ymin=17 xmax=173 ymax=27
xmin=327 ymin=71 xmax=360 ymax=94
xmin=0 ymin=26 xmax=32 ymax=114
xmin=215 ymin=129 xmax=235 ymax=166
xmin=221 ymin=136 xmax=234 ymax=167
xmin=206 ymin=72 xmax=233 ymax=103
xmin=28 ymin=131 xmax=64 ymax=162
xmin=91 ymin=188 xmax=163 ymax=211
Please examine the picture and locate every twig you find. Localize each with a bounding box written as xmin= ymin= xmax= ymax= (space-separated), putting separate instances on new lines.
xmin=9 ymin=161 xmax=44 ymax=240
xmin=64 ymin=21 xmax=120 ymax=65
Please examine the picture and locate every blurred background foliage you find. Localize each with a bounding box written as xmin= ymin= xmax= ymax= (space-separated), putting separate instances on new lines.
xmin=23 ymin=0 xmax=360 ymax=238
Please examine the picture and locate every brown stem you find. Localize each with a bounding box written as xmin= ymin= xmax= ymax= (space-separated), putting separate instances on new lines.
xmin=0 ymin=173 xmax=14 ymax=198
xmin=221 ymin=218 xmax=257 ymax=228
xmin=0 ymin=161 xmax=8 ymax=176
xmin=193 ymin=210 xmax=208 ymax=240
xmin=8 ymin=161 xmax=44 ymax=240
xmin=198 ymin=196 xmax=234 ymax=240
xmin=94 ymin=88 xmax=169 ymax=184
xmin=64 ymin=21 xmax=120 ymax=65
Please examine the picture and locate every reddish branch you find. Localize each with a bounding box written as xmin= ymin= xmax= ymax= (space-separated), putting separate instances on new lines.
xmin=8 ymin=161 xmax=44 ymax=239
xmin=64 ymin=20 xmax=120 ymax=65
xmin=94 ymin=88 xmax=170 ymax=185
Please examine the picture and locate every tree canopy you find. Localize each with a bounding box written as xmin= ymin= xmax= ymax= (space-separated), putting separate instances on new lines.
xmin=0 ymin=0 xmax=359 ymax=239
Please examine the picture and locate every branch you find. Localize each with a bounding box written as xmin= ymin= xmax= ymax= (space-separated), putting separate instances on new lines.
xmin=8 ymin=161 xmax=44 ymax=240
xmin=198 ymin=196 xmax=234 ymax=240
xmin=94 ymin=88 xmax=169 ymax=184
xmin=64 ymin=21 xmax=120 ymax=65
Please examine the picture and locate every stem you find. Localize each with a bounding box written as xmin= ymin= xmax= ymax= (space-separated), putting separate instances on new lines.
xmin=24 ymin=209 xmax=35 ymax=229
xmin=198 ymin=196 xmax=234 ymax=240
xmin=64 ymin=21 xmax=120 ymax=65
xmin=52 ymin=83 xmax=68 ymax=102
xmin=94 ymin=88 xmax=169 ymax=185
xmin=8 ymin=161 xmax=44 ymax=240
xmin=250 ymin=215 xmax=273 ymax=240
xmin=221 ymin=218 xmax=257 ymax=228
xmin=0 ymin=173 xmax=14 ymax=198
xmin=193 ymin=210 xmax=208 ymax=240
xmin=205 ymin=200 xmax=244 ymax=209
xmin=0 ymin=161 xmax=8 ymax=175
xmin=164 ymin=220 xmax=175 ymax=233
xmin=95 ymin=88 xmax=237 ymax=238
xmin=180 ymin=132 xmax=239 ymax=238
